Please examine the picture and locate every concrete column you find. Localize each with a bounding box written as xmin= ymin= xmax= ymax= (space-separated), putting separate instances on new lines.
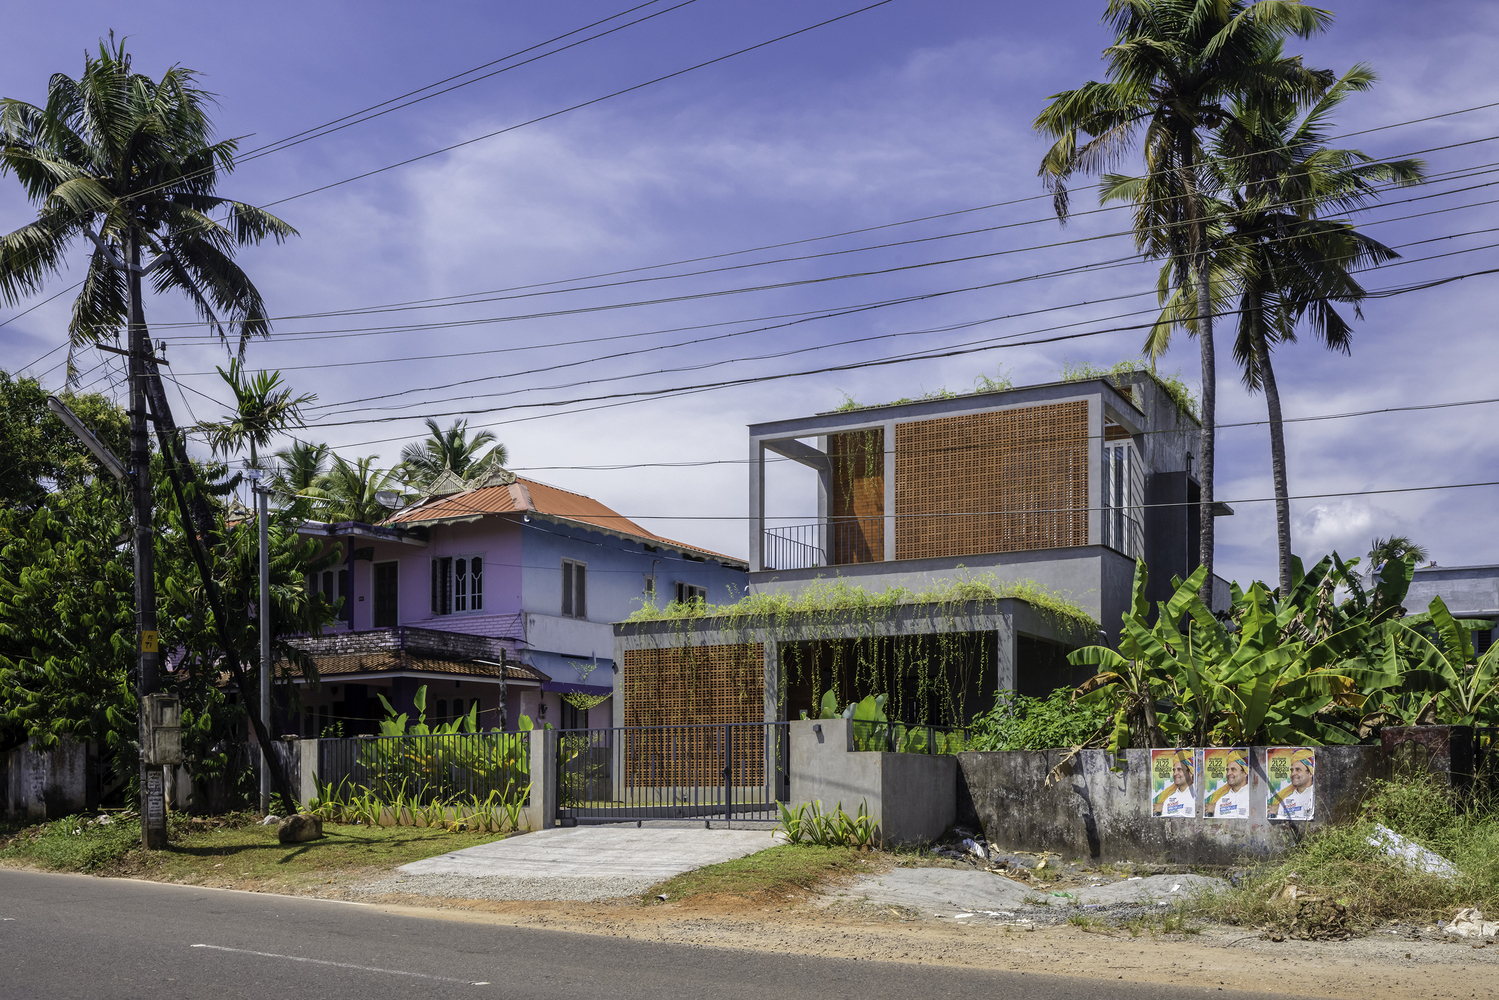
xmin=298 ymin=739 xmax=320 ymax=807
xmin=1087 ymin=395 xmax=1103 ymax=546
xmin=749 ymin=438 xmax=765 ymax=571
xmin=995 ymin=613 xmax=1016 ymax=695
xmin=522 ymin=728 xmax=558 ymax=831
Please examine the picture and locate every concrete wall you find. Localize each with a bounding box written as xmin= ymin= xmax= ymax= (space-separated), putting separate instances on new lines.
xmin=957 ymin=746 xmax=1382 ymax=865
xmin=1 ymin=738 xmax=99 ymax=821
xmin=788 ymin=719 xmax=955 ymax=846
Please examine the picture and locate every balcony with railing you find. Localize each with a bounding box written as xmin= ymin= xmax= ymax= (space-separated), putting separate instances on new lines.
xmin=762 ymin=517 xmax=884 ymax=571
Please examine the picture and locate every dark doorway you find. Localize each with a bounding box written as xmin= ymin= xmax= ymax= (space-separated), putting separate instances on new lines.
xmin=1015 ymin=634 xmax=1091 ymax=698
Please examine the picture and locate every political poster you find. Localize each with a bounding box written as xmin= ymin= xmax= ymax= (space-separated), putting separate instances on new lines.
xmin=1203 ymin=747 xmax=1252 ymax=819
xmin=1150 ymin=748 xmax=1198 ymax=818
xmin=1266 ymin=747 xmax=1315 ymax=820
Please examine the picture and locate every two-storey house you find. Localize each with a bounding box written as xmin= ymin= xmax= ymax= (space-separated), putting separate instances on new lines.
xmin=281 ymin=465 xmax=747 ymax=736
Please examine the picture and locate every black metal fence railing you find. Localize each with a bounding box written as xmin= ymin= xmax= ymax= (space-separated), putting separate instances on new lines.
xmin=848 ymin=720 xmax=970 ymax=755
xmin=314 ymin=732 xmax=531 ymax=805
xmin=1476 ymin=727 xmax=1498 ymax=788
xmin=763 ymin=518 xmax=885 ymax=570
xmin=556 ymin=722 xmax=790 ymax=824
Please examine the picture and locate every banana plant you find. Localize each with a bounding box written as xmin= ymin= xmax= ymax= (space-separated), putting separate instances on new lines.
xmin=1385 ymin=595 xmax=1499 ymax=725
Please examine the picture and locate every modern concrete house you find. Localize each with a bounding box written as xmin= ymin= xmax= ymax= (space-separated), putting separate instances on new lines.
xmin=613 ymin=371 xmax=1227 ymax=733
xmin=1406 ymin=562 xmax=1499 ymax=654
xmin=279 ymin=466 xmax=748 ymax=736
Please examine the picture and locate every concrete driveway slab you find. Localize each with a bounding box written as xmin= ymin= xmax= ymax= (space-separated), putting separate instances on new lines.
xmin=358 ymin=825 xmax=782 ymax=902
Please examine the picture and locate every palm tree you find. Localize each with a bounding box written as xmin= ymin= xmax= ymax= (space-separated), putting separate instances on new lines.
xmin=1142 ymin=64 xmax=1423 ymax=592
xmin=1035 ymin=0 xmax=1331 ymax=601
xmin=198 ymin=360 xmax=316 ymax=468
xmin=1369 ymin=535 xmax=1430 ymax=582
xmin=399 ymin=417 xmax=507 ymax=490
xmin=303 ymin=455 xmax=408 ymax=524
xmin=0 ymin=39 xmax=298 ymax=809
xmin=272 ymin=441 xmax=330 ymax=495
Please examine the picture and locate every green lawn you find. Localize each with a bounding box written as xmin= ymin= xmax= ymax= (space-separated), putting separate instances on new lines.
xmin=646 ymin=844 xmax=869 ymax=904
xmin=0 ymin=812 xmax=511 ymax=891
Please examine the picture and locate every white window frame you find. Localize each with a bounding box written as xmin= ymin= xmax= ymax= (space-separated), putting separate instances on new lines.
xmin=431 ymin=554 xmax=485 ymax=616
xmin=1101 ymin=439 xmax=1143 ymax=559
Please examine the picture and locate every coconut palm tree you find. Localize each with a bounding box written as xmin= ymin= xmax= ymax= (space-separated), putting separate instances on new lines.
xmin=303 ymin=455 xmax=408 ymax=524
xmin=1143 ymin=63 xmax=1423 ymax=592
xmin=399 ymin=417 xmax=507 ymax=490
xmin=1035 ymin=0 xmax=1332 ymax=601
xmin=198 ymin=360 xmax=316 ymax=469
xmin=1369 ymin=535 xmax=1430 ymax=583
xmin=272 ymin=441 xmax=330 ymax=495
xmin=0 ymin=39 xmax=298 ymax=810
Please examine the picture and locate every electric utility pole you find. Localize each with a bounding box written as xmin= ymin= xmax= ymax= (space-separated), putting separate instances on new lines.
xmin=126 ymin=230 xmax=168 ymax=850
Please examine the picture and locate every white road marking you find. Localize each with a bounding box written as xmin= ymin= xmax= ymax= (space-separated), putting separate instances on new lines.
xmin=190 ymin=944 xmax=488 ymax=984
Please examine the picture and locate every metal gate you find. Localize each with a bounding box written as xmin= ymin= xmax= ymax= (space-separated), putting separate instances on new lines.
xmin=556 ymin=722 xmax=789 ymax=824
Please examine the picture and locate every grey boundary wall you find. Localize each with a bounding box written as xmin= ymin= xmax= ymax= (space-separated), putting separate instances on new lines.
xmin=1 ymin=738 xmax=98 ymax=822
xmin=956 ymin=746 xmax=1383 ymax=865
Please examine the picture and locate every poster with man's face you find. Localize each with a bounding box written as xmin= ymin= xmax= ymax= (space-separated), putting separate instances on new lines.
xmin=1151 ymin=748 xmax=1198 ymax=818
xmin=1203 ymin=748 xmax=1251 ymax=819
xmin=1266 ymin=747 xmax=1315 ymax=820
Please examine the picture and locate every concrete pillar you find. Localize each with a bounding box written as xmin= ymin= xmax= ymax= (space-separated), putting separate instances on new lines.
xmin=749 ymin=438 xmax=765 ymax=571
xmin=298 ymin=739 xmax=320 ymax=807
xmin=995 ymin=613 xmax=1016 ymax=695
xmin=1087 ymin=395 xmax=1103 ymax=546
xmin=522 ymin=728 xmax=557 ymax=831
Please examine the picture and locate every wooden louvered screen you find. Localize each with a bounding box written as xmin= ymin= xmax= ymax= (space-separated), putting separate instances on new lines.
xmin=828 ymin=429 xmax=884 ymax=564
xmin=622 ymin=644 xmax=765 ymax=786
xmin=893 ymin=401 xmax=1089 ymax=559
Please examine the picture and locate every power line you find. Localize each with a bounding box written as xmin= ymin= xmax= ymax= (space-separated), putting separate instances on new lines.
xmin=292 ymin=262 xmax=1499 ymax=439
xmin=293 ymin=212 xmax=1499 ymax=418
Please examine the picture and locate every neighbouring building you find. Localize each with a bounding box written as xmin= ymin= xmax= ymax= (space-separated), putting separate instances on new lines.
xmin=614 ymin=371 xmax=1229 ymax=732
xmin=278 ymin=465 xmax=748 ymax=736
xmin=1406 ymin=562 xmax=1499 ymax=655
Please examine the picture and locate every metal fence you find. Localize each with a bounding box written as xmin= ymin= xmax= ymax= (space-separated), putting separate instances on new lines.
xmin=557 ymin=722 xmax=790 ymax=824
xmin=848 ymin=720 xmax=970 ymax=754
xmin=313 ymin=732 xmax=530 ymax=803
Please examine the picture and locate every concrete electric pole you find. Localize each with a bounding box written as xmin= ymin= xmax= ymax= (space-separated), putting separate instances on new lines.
xmin=244 ymin=467 xmax=273 ymax=814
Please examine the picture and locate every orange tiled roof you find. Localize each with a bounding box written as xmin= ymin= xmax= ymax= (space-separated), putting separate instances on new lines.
xmin=383 ymin=476 xmax=745 ymax=567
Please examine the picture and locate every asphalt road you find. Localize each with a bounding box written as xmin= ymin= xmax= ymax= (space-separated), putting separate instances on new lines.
xmin=2 ymin=870 xmax=1307 ymax=1000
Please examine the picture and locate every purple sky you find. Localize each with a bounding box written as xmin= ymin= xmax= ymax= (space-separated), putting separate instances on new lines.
xmin=2 ymin=0 xmax=1496 ymax=591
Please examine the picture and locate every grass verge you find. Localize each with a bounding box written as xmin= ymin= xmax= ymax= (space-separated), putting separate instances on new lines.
xmin=646 ymin=844 xmax=867 ymax=904
xmin=0 ymin=811 xmax=511 ymax=890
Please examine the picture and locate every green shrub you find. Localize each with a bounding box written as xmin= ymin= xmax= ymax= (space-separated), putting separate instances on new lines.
xmin=966 ymin=688 xmax=1111 ymax=751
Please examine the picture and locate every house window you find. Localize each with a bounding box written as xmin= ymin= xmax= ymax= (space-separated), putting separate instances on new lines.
xmin=562 ymin=560 xmax=587 ymax=619
xmin=560 ymin=700 xmax=589 ymax=731
xmin=307 ymin=570 xmax=349 ymax=620
xmin=373 ymin=561 xmax=399 ymax=627
xmin=675 ymin=582 xmax=707 ymax=605
xmin=644 ymin=575 xmax=655 ymax=597
xmin=431 ymin=555 xmax=484 ymax=615
xmin=1101 ymin=440 xmax=1141 ymax=558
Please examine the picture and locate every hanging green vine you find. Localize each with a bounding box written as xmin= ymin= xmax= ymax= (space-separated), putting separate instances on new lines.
xmin=625 ymin=575 xmax=1097 ymax=727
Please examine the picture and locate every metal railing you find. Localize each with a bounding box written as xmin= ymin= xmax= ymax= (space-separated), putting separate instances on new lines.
xmin=556 ymin=722 xmax=790 ymax=824
xmin=313 ymin=732 xmax=530 ymax=803
xmin=848 ymin=720 xmax=970 ymax=754
xmin=763 ymin=517 xmax=884 ymax=570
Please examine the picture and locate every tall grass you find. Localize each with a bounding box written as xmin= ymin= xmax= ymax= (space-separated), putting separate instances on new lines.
xmin=1204 ymin=773 xmax=1499 ymax=928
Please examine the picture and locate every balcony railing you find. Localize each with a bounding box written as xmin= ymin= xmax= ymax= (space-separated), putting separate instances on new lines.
xmin=763 ymin=517 xmax=884 ymax=570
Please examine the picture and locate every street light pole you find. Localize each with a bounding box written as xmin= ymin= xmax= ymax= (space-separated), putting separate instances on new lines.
xmin=246 ymin=467 xmax=273 ymax=814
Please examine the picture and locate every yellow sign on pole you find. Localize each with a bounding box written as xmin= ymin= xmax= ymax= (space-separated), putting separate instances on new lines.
xmin=140 ymin=630 xmax=159 ymax=653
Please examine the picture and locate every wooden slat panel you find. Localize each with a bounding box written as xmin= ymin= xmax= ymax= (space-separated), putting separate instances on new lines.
xmin=893 ymin=401 xmax=1088 ymax=559
xmin=828 ymin=429 xmax=884 ymax=563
